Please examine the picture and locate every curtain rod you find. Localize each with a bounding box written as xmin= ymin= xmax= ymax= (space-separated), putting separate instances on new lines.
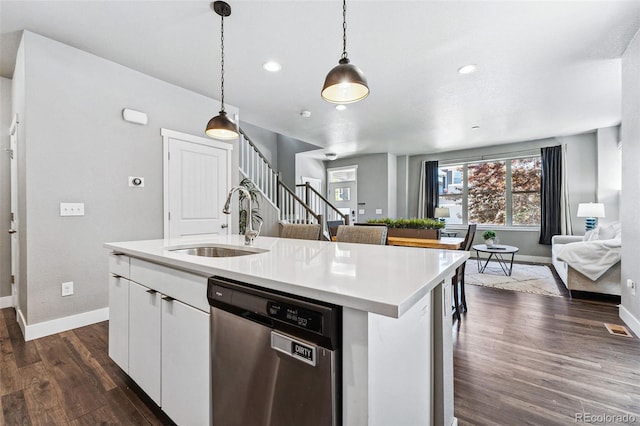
xmin=437 ymin=145 xmax=558 ymax=165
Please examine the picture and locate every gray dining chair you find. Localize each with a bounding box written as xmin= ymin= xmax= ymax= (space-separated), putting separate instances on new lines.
xmin=280 ymin=223 xmax=322 ymax=240
xmin=335 ymin=225 xmax=387 ymax=245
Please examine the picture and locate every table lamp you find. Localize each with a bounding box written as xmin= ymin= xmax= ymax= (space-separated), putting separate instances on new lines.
xmin=576 ymin=202 xmax=605 ymax=232
xmin=434 ymin=207 xmax=450 ymax=222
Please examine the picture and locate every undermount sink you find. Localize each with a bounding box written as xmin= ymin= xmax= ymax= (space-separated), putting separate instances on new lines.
xmin=169 ymin=245 xmax=267 ymax=258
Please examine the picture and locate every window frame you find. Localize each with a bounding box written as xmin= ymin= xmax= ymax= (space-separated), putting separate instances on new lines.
xmin=438 ymin=155 xmax=541 ymax=230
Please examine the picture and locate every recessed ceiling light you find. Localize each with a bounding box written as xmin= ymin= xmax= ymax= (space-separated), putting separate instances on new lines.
xmin=335 ymin=105 xmax=347 ymax=111
xmin=262 ymin=61 xmax=282 ymax=72
xmin=458 ymin=64 xmax=477 ymax=74
xmin=325 ymin=153 xmax=338 ymax=160
xmin=471 ymin=125 xmax=480 ymax=130
xmin=300 ymin=110 xmax=311 ymax=118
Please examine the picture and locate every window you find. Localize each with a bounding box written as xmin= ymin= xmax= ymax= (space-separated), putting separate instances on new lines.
xmin=438 ymin=156 xmax=541 ymax=227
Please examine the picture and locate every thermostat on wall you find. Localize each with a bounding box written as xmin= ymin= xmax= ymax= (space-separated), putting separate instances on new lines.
xmin=129 ymin=176 xmax=145 ymax=187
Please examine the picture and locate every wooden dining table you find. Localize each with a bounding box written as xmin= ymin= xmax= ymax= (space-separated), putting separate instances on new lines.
xmin=386 ymin=236 xmax=465 ymax=249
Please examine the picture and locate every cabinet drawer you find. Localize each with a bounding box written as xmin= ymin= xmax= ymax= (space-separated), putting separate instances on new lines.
xmin=109 ymin=253 xmax=130 ymax=278
xmin=130 ymin=258 xmax=209 ymax=312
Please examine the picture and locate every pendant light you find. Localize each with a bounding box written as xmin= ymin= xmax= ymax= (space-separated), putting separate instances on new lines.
xmin=206 ymin=1 xmax=239 ymax=140
xmin=321 ymin=0 xmax=369 ymax=104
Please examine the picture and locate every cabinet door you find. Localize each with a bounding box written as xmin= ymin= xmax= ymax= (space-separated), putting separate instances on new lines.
xmin=129 ymin=281 xmax=162 ymax=404
xmin=161 ymin=298 xmax=210 ymax=426
xmin=108 ymin=275 xmax=129 ymax=373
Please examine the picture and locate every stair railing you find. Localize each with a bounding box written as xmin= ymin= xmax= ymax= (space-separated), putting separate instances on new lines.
xmin=279 ymin=184 xmax=324 ymax=226
xmin=239 ymin=128 xmax=327 ymax=231
xmin=296 ymin=182 xmax=350 ymax=228
xmin=238 ymin=128 xmax=278 ymax=208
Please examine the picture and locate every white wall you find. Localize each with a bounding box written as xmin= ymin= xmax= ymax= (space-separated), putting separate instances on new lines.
xmin=396 ymin=156 xmax=409 ymax=218
xmin=620 ymin=29 xmax=640 ymax=334
xmin=14 ymin=32 xmax=238 ymax=326
xmin=0 ymin=77 xmax=11 ymax=299
xmin=597 ymin=126 xmax=621 ymax=224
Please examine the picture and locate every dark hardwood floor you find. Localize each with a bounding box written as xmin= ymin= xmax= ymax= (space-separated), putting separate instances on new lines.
xmin=1 ymin=284 xmax=639 ymax=425
xmin=454 ymin=284 xmax=640 ymax=425
xmin=0 ymin=308 xmax=171 ymax=425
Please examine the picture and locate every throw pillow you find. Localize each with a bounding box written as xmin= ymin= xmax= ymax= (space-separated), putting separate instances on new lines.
xmin=583 ymin=228 xmax=599 ymax=241
xmin=599 ymin=222 xmax=621 ymax=240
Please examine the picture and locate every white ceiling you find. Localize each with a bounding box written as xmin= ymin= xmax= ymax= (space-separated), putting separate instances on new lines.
xmin=2 ymin=1 xmax=640 ymax=158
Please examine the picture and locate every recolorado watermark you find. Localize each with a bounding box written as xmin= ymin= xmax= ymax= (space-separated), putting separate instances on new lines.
xmin=575 ymin=412 xmax=637 ymax=423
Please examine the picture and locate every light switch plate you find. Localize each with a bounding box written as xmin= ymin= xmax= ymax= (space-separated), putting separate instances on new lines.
xmin=60 ymin=203 xmax=84 ymax=216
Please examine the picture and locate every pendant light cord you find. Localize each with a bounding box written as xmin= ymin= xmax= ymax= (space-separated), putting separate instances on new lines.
xmin=220 ymin=13 xmax=226 ymax=112
xmin=341 ymin=0 xmax=348 ymax=60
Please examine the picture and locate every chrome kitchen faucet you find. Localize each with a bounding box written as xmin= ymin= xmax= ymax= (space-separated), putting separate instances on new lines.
xmin=223 ymin=186 xmax=259 ymax=246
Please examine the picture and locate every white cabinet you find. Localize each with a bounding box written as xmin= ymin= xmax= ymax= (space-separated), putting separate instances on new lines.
xmin=108 ymin=254 xmax=210 ymax=425
xmin=108 ymin=274 xmax=130 ymax=373
xmin=128 ymin=281 xmax=162 ymax=404
xmin=161 ymin=295 xmax=210 ymax=425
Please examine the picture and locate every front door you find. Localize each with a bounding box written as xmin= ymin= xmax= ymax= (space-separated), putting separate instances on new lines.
xmin=163 ymin=129 xmax=232 ymax=238
xmin=9 ymin=115 xmax=18 ymax=308
xmin=327 ymin=166 xmax=358 ymax=224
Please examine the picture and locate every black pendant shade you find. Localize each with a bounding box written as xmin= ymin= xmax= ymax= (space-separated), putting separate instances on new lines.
xmin=206 ymin=1 xmax=239 ymax=141
xmin=205 ymin=110 xmax=238 ymax=140
xmin=321 ymin=0 xmax=369 ymax=104
xmin=321 ymin=57 xmax=369 ymax=104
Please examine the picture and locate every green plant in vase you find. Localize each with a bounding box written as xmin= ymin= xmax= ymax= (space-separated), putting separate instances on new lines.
xmin=238 ymin=177 xmax=263 ymax=235
xmin=482 ymin=230 xmax=496 ymax=247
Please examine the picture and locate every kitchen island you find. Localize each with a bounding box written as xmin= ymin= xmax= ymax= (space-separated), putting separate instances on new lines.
xmin=105 ymin=234 xmax=468 ymax=426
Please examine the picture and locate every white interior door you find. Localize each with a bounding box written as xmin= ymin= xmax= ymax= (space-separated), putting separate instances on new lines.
xmin=327 ymin=166 xmax=358 ymax=224
xmin=9 ymin=115 xmax=18 ymax=308
xmin=163 ymin=129 xmax=232 ymax=238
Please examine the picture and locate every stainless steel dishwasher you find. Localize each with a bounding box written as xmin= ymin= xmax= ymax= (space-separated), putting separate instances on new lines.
xmin=207 ymin=276 xmax=341 ymax=426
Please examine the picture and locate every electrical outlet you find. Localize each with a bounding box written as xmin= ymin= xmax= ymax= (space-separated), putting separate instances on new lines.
xmin=627 ymin=279 xmax=636 ymax=296
xmin=375 ymin=209 xmax=383 ymax=215
xmin=61 ymin=281 xmax=74 ymax=297
xmin=60 ymin=203 xmax=85 ymax=216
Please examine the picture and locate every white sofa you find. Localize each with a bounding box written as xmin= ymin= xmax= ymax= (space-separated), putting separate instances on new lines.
xmin=551 ymin=223 xmax=621 ymax=296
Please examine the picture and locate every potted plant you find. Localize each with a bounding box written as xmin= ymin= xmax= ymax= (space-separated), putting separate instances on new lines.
xmin=238 ymin=177 xmax=263 ymax=235
xmin=482 ymin=230 xmax=496 ymax=247
xmin=367 ymin=218 xmax=445 ymax=239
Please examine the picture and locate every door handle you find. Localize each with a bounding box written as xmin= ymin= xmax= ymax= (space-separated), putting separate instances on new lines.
xmin=221 ymin=224 xmax=228 ymax=229
xmin=8 ymin=229 xmax=16 ymax=234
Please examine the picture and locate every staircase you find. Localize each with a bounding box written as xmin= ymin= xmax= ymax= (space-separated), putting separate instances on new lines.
xmin=238 ymin=128 xmax=348 ymax=238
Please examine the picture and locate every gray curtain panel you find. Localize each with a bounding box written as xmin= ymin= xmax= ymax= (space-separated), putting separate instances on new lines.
xmin=539 ymin=145 xmax=562 ymax=244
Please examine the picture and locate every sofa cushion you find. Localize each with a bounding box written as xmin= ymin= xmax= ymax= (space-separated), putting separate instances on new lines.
xmin=583 ymin=228 xmax=599 ymax=241
xmin=599 ymin=222 xmax=621 ymax=240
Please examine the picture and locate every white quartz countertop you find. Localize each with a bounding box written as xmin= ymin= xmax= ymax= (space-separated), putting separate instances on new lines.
xmin=105 ymin=234 xmax=468 ymax=318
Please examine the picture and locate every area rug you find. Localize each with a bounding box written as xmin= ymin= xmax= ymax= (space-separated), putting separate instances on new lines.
xmin=464 ymin=259 xmax=562 ymax=297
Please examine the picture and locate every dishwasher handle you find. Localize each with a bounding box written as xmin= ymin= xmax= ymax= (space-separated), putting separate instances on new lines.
xmin=271 ymin=331 xmax=317 ymax=367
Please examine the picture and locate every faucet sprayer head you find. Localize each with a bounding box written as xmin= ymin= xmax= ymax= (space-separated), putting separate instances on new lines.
xmin=223 ymin=198 xmax=232 ymax=214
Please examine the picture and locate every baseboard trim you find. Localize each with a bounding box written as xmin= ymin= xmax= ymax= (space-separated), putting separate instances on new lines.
xmin=0 ymin=295 xmax=13 ymax=309
xmin=17 ymin=307 xmax=26 ymax=338
xmin=619 ymin=304 xmax=640 ymax=338
xmin=22 ymin=307 xmax=109 ymax=341
xmin=514 ymin=255 xmax=551 ymax=264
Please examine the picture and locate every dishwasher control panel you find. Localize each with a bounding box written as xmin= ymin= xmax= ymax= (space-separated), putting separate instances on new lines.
xmin=267 ymin=301 xmax=323 ymax=333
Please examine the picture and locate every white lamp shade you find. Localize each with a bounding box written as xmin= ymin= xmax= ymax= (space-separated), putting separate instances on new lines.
xmin=576 ymin=203 xmax=605 ymax=218
xmin=434 ymin=207 xmax=450 ymax=218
